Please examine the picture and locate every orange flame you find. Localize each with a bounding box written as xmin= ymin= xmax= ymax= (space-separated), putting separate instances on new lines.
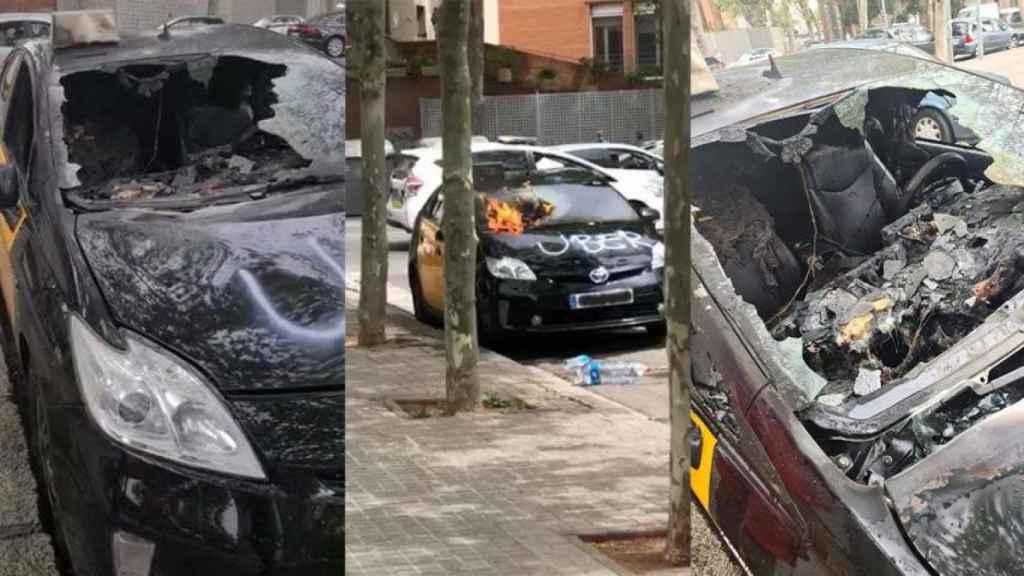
xmin=486 ymin=198 xmax=525 ymax=234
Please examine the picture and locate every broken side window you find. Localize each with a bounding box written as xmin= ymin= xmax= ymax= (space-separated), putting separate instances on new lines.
xmin=57 ymin=49 xmax=343 ymax=205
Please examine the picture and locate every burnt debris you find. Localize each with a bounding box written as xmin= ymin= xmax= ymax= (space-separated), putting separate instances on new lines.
xmin=694 ymin=86 xmax=1024 ymax=481
xmin=61 ymin=56 xmax=309 ymax=202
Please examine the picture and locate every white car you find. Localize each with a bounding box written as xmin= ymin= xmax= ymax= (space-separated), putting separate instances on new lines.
xmin=730 ymin=47 xmax=781 ymax=67
xmin=253 ymin=15 xmax=305 ymax=34
xmin=0 ymin=13 xmax=51 ymax=61
xmin=551 ymin=143 xmax=664 ymax=226
xmin=386 ymin=143 xmax=665 ymax=232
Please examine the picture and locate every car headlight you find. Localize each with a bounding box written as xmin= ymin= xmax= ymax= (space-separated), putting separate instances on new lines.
xmin=69 ymin=315 xmax=266 ymax=480
xmin=485 ymin=256 xmax=537 ymax=280
xmin=652 ymin=241 xmax=665 ymax=270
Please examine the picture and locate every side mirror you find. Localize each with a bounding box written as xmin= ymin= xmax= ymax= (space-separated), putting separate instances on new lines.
xmin=638 ymin=206 xmax=660 ymax=222
xmin=0 ymin=146 xmax=20 ymax=209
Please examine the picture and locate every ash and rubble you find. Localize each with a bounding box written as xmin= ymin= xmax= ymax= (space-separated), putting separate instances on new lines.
xmin=59 ymin=55 xmax=318 ymax=204
xmin=771 ymin=183 xmax=1024 ymax=404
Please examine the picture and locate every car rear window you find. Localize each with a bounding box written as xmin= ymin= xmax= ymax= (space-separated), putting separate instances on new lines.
xmin=952 ymin=22 xmax=974 ymax=35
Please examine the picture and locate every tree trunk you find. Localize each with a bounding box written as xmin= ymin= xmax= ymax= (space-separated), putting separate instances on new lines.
xmin=691 ymin=0 xmax=713 ymax=59
xmin=350 ymin=0 xmax=389 ymax=347
xmin=858 ymin=0 xmax=869 ymax=34
xmin=663 ymin=0 xmax=692 ymax=566
xmin=469 ymin=0 xmax=485 ymax=135
xmin=820 ymin=0 xmax=833 ymax=41
xmin=438 ymin=0 xmax=480 ymax=414
xmin=936 ymin=0 xmax=953 ymax=61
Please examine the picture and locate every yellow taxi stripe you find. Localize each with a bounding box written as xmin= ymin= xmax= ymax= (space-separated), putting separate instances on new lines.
xmin=0 ymin=207 xmax=26 ymax=252
xmin=690 ymin=410 xmax=718 ymax=512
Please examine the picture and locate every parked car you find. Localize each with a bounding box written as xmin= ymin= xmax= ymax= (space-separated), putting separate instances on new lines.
xmin=408 ymin=150 xmax=665 ymax=338
xmin=155 ymin=15 xmax=224 ymax=32
xmin=345 ymin=139 xmax=395 ymax=216
xmin=387 ymin=143 xmax=664 ymax=232
xmin=730 ymin=47 xmax=781 ymax=67
xmin=887 ymin=23 xmax=935 ymax=54
xmin=289 ymin=11 xmax=345 ymax=58
xmin=1001 ymin=7 xmax=1024 ymax=44
xmin=253 ymin=14 xmax=305 ymax=34
xmin=690 ymin=43 xmax=1024 ymax=576
xmin=552 ymin=143 xmax=664 ymax=226
xmin=2 ymin=11 xmax=344 ymax=575
xmin=0 ymin=13 xmax=50 ymax=63
xmin=952 ymin=17 xmax=1014 ymax=57
xmin=957 ymin=1 xmax=1001 ymax=20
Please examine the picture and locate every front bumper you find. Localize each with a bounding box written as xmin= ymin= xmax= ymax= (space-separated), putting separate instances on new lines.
xmin=50 ymin=404 xmax=342 ymax=576
xmin=479 ymin=268 xmax=664 ymax=333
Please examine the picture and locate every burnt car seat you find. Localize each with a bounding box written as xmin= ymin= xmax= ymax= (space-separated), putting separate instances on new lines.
xmin=801 ymin=137 xmax=905 ymax=255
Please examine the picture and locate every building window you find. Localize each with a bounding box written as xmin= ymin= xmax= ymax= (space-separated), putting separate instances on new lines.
xmin=592 ymin=14 xmax=624 ymax=72
xmin=635 ymin=13 xmax=660 ymax=69
xmin=416 ymin=5 xmax=427 ymax=38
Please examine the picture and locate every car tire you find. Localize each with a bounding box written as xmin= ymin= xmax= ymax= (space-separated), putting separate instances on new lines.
xmin=23 ymin=368 xmax=72 ymax=574
xmin=409 ymin=265 xmax=440 ymax=327
xmin=913 ymin=108 xmax=954 ymax=143
xmin=325 ymin=36 xmax=345 ymax=58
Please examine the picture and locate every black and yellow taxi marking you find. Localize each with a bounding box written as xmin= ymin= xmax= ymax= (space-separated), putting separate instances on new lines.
xmin=0 ymin=145 xmax=26 ymax=252
xmin=690 ymin=409 xmax=718 ymax=512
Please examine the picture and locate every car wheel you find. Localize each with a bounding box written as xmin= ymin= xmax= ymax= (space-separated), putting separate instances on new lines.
xmin=24 ymin=369 xmax=72 ymax=573
xmin=913 ymin=108 xmax=954 ymax=143
xmin=409 ymin=265 xmax=439 ymax=327
xmin=325 ymin=36 xmax=345 ymax=58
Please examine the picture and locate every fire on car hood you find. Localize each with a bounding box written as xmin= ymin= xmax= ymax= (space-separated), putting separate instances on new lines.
xmin=74 ymin=189 xmax=343 ymax=394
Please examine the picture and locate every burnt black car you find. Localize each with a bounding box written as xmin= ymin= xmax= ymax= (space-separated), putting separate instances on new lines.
xmin=0 ymin=11 xmax=344 ymax=575
xmin=288 ymin=11 xmax=345 ymax=59
xmin=690 ymin=46 xmax=1024 ymax=575
xmin=408 ymin=146 xmax=665 ymax=339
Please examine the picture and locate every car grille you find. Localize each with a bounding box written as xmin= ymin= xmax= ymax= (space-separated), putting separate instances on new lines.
xmin=504 ymin=287 xmax=661 ymax=328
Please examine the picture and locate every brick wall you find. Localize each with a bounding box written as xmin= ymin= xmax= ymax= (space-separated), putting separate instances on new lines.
xmin=498 ymin=0 xmax=639 ymax=72
xmin=4 ymin=0 xmax=56 ymax=11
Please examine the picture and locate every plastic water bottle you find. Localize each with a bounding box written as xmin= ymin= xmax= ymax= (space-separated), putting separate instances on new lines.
xmin=592 ymin=361 xmax=647 ymax=385
xmin=563 ymin=355 xmax=646 ymax=386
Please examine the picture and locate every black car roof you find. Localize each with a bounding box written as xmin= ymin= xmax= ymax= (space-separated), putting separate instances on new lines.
xmin=48 ymin=23 xmax=318 ymax=74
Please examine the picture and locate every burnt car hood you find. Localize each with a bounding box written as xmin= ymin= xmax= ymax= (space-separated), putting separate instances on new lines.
xmin=886 ymin=397 xmax=1024 ymax=576
xmin=480 ymin=221 xmax=659 ymax=277
xmin=75 ymin=190 xmax=343 ymax=393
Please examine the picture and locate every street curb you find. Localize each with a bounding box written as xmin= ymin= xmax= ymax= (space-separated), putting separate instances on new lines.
xmin=345 ymin=273 xmax=669 ymax=424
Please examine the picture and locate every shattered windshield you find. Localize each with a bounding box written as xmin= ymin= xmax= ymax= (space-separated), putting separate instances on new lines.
xmin=56 ymin=48 xmax=343 ymax=205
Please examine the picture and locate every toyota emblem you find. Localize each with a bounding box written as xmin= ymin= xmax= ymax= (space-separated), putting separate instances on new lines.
xmin=589 ymin=267 xmax=610 ymax=284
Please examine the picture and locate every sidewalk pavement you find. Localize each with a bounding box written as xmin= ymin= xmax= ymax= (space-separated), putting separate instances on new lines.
xmin=0 ymin=353 xmax=59 ymax=575
xmin=344 ymin=290 xmax=688 ymax=576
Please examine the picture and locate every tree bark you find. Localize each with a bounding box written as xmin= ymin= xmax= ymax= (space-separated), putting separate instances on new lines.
xmin=935 ymin=0 xmax=953 ymax=62
xmin=438 ymin=0 xmax=480 ymax=414
xmin=350 ymin=0 xmax=389 ymax=347
xmin=663 ymin=0 xmax=692 ymax=567
xmin=691 ymin=0 xmax=713 ymax=59
xmin=469 ymin=0 xmax=486 ymax=135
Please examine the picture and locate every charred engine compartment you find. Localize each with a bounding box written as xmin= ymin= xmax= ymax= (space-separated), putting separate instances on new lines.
xmin=60 ymin=55 xmax=308 ymax=202
xmin=694 ymin=88 xmax=1024 ymax=483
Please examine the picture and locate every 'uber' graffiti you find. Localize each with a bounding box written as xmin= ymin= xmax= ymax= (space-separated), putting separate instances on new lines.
xmin=536 ymin=230 xmax=656 ymax=257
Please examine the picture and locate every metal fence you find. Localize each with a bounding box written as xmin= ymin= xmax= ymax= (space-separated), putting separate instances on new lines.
xmin=420 ymin=89 xmax=665 ymax=146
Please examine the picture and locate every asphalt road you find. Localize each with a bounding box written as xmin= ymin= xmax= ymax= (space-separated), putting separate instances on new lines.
xmin=344 ymin=217 xmax=671 ymax=421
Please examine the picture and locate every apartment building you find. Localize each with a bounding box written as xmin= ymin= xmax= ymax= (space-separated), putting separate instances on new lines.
xmin=497 ymin=0 xmax=662 ymax=73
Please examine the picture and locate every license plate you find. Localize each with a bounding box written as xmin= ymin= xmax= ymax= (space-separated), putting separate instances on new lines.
xmin=569 ymin=288 xmax=633 ymax=310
